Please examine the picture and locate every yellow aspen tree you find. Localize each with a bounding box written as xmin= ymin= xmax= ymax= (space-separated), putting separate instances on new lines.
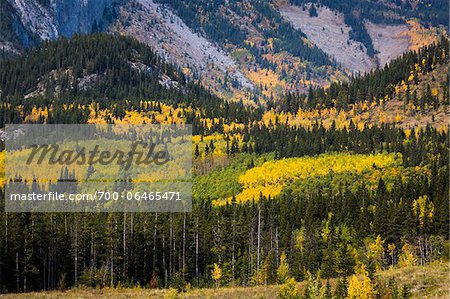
xmin=211 ymin=263 xmax=222 ymax=288
xmin=368 ymin=235 xmax=385 ymax=271
xmin=277 ymin=252 xmax=290 ymax=284
xmin=398 ymin=243 xmax=417 ymax=268
xmin=278 ymin=278 xmax=300 ymax=299
xmin=413 ymin=195 xmax=434 ymax=229
xmin=347 ymin=266 xmax=374 ymax=299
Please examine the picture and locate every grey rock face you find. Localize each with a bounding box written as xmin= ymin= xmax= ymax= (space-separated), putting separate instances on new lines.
xmin=3 ymin=0 xmax=118 ymax=49
xmin=53 ymin=0 xmax=117 ymax=37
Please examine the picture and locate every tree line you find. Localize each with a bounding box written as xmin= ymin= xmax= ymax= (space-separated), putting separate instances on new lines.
xmin=271 ymin=35 xmax=449 ymax=111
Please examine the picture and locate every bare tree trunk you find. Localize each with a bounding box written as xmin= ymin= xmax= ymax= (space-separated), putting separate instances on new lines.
xmin=256 ymin=204 xmax=261 ymax=281
xmin=419 ymin=237 xmax=424 ymax=266
xmin=195 ymin=215 xmax=199 ymax=283
xmin=16 ymin=251 xmax=19 ymax=292
xmin=110 ymin=246 xmax=114 ymax=287
xmin=123 ymin=212 xmax=127 ymax=279
xmin=232 ymin=207 xmax=236 ymax=286
xmin=270 ymin=225 xmax=273 ymax=250
xmin=51 ymin=214 xmax=55 ymax=289
xmin=169 ymin=214 xmax=173 ymax=276
xmin=275 ymin=226 xmax=279 ymax=267
xmin=182 ymin=213 xmax=186 ymax=278
xmin=74 ymin=219 xmax=78 ymax=285
xmin=131 ymin=213 xmax=134 ymax=277
xmin=48 ymin=214 xmax=54 ymax=290
xmin=64 ymin=215 xmax=67 ymax=235
xmin=5 ymin=212 xmax=8 ymax=251
xmin=131 ymin=213 xmax=134 ymax=235
xmin=24 ymin=238 xmax=27 ymax=292
xmin=162 ymin=232 xmax=167 ymax=287
xmin=289 ymin=225 xmax=295 ymax=267
xmin=47 ymin=245 xmax=51 ymax=290
xmin=110 ymin=218 xmax=114 ymax=287
xmin=153 ymin=213 xmax=158 ymax=270
xmin=429 ymin=239 xmax=434 ymax=263
xmin=250 ymin=225 xmax=254 ymax=278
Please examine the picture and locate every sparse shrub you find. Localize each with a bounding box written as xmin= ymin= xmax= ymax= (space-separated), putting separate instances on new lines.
xmin=324 ymin=280 xmax=332 ymax=299
xmin=78 ymin=266 xmax=109 ymax=288
xmin=400 ymin=285 xmax=411 ymax=299
xmin=278 ymin=277 xmax=300 ymax=299
xmin=164 ymin=288 xmax=179 ymax=299
xmin=304 ymin=273 xmax=330 ymax=299
xmin=58 ymin=273 xmax=66 ymax=292
xmin=309 ymin=4 xmax=318 ymax=17
xmin=149 ymin=271 xmax=159 ymax=289
xmin=376 ymin=277 xmax=398 ymax=299
xmin=169 ymin=271 xmax=186 ymax=293
xmin=398 ymin=243 xmax=417 ymax=268
xmin=335 ymin=277 xmax=348 ymax=298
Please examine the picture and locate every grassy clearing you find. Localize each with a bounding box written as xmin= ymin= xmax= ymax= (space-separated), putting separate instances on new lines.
xmin=377 ymin=262 xmax=449 ymax=298
xmin=0 ymin=285 xmax=282 ymax=299
xmin=3 ymin=263 xmax=448 ymax=299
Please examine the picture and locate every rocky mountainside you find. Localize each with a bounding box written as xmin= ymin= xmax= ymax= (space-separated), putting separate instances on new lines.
xmin=0 ymin=0 xmax=447 ymax=102
xmin=0 ymin=0 xmax=119 ymax=51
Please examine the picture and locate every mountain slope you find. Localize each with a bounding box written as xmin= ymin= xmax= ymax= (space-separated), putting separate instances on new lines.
xmin=0 ymin=33 xmax=260 ymax=127
xmin=0 ymin=0 xmax=447 ymax=102
xmin=0 ymin=33 xmax=181 ymax=99
xmin=0 ymin=0 xmax=37 ymax=52
xmin=111 ymin=0 xmax=255 ymax=102
xmin=113 ymin=0 xmax=446 ymax=100
xmin=0 ymin=0 xmax=119 ymax=52
xmin=279 ymin=4 xmax=408 ymax=74
xmin=268 ymin=36 xmax=449 ymax=130
xmin=113 ymin=0 xmax=347 ymax=102
xmin=288 ymin=0 xmax=448 ymax=54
